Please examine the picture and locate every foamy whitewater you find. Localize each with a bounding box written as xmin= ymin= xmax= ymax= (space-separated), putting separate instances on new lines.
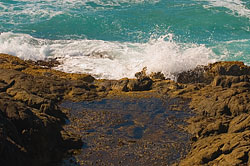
xmin=0 ymin=0 xmax=250 ymax=79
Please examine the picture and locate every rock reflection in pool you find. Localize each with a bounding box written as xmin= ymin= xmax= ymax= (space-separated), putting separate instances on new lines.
xmin=60 ymin=97 xmax=193 ymax=166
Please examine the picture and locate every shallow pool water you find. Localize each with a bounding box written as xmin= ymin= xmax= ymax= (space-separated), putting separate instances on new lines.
xmin=60 ymin=96 xmax=193 ymax=166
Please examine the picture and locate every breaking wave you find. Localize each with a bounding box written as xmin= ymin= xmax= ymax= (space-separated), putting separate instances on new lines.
xmin=0 ymin=32 xmax=218 ymax=79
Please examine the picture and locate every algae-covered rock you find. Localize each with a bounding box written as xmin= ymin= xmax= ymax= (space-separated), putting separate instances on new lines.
xmin=171 ymin=61 xmax=250 ymax=166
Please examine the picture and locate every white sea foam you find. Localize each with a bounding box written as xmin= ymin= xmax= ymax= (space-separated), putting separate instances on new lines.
xmin=203 ymin=0 xmax=250 ymax=19
xmin=0 ymin=32 xmax=218 ymax=79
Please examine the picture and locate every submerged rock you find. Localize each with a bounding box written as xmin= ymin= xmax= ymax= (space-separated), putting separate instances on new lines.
xmin=60 ymin=97 xmax=192 ymax=166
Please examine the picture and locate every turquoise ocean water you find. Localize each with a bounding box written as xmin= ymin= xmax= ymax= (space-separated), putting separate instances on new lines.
xmin=0 ymin=0 xmax=250 ymax=79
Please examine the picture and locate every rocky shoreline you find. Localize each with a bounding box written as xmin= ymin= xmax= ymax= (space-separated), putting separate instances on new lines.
xmin=0 ymin=53 xmax=249 ymax=165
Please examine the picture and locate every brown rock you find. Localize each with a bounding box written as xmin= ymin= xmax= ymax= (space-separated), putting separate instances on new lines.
xmin=177 ymin=61 xmax=250 ymax=84
xmin=180 ymin=131 xmax=250 ymax=166
xmin=149 ymin=71 xmax=165 ymax=81
xmin=212 ymin=75 xmax=249 ymax=88
xmin=170 ymin=61 xmax=250 ymax=165
xmin=187 ymin=117 xmax=229 ymax=139
xmin=176 ymin=65 xmax=207 ymax=84
xmin=0 ymin=54 xmax=86 ymax=165
xmin=111 ymin=78 xmax=129 ymax=92
xmin=127 ymin=78 xmax=153 ymax=91
xmin=228 ymin=113 xmax=250 ymax=133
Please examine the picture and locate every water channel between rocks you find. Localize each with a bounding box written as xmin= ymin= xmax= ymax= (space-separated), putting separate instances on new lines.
xmin=60 ymin=96 xmax=193 ymax=166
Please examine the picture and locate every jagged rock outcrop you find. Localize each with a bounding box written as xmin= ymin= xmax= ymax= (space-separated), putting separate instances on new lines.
xmin=173 ymin=62 xmax=250 ymax=166
xmin=0 ymin=54 xmax=88 ymax=165
xmin=176 ymin=61 xmax=250 ymax=84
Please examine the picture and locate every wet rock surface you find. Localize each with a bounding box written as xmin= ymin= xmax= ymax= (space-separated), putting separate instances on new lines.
xmin=0 ymin=54 xmax=93 ymax=165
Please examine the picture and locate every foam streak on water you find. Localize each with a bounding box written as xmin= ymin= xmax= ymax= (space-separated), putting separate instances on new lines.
xmin=0 ymin=32 xmax=217 ymax=79
xmin=203 ymin=0 xmax=250 ymax=18
xmin=0 ymin=0 xmax=159 ymax=25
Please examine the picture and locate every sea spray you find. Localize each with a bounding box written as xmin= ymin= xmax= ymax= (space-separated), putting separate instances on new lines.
xmin=0 ymin=32 xmax=217 ymax=79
